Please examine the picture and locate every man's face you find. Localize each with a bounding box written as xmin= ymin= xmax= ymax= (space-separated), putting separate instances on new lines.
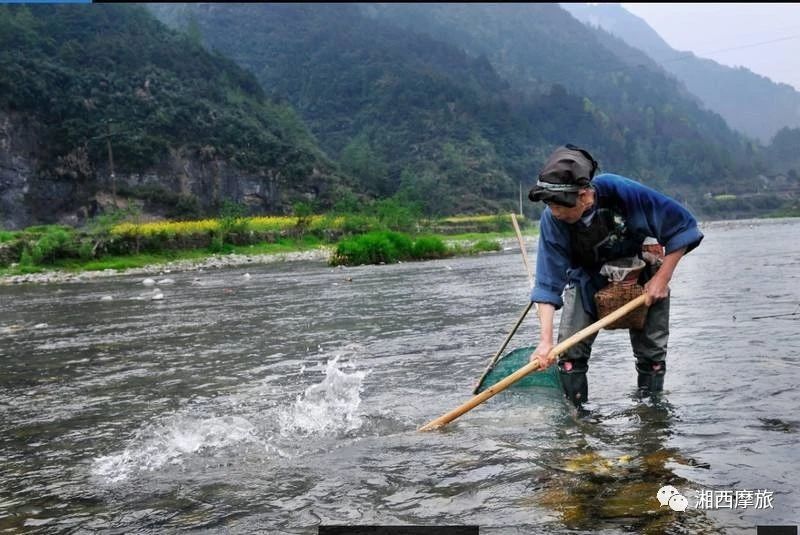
xmin=545 ymin=189 xmax=593 ymax=224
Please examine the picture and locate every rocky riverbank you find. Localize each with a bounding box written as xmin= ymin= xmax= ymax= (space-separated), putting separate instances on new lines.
xmin=0 ymin=237 xmax=526 ymax=285
xmin=0 ymin=248 xmax=334 ymax=285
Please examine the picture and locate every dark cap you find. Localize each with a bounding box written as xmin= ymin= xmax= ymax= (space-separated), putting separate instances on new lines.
xmin=528 ymin=144 xmax=598 ymax=207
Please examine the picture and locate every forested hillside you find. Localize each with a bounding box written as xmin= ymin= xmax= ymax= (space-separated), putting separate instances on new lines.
xmin=150 ymin=3 xmax=542 ymax=215
xmin=149 ymin=3 xmax=772 ymax=214
xmin=0 ymin=4 xmax=346 ymax=228
xmin=562 ymin=2 xmax=800 ymax=144
xmin=361 ymin=4 xmax=762 ymax=188
xmin=2 ymin=3 xmax=796 ymax=229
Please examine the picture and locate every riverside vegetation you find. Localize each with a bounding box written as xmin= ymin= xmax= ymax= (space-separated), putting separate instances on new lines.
xmin=0 ymin=200 xmax=519 ymax=277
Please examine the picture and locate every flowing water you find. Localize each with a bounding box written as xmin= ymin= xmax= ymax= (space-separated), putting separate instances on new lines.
xmin=1 ymin=218 xmax=799 ymax=534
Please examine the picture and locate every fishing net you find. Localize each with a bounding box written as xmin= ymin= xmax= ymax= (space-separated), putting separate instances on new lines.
xmin=599 ymin=256 xmax=646 ymax=282
xmin=475 ymin=346 xmax=561 ymax=394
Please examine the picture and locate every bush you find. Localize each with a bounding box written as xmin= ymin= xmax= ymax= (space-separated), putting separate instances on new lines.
xmin=384 ymin=231 xmax=413 ymax=258
xmin=372 ymin=198 xmax=421 ymax=233
xmin=213 ymin=199 xmax=248 ymax=248
xmin=19 ymin=247 xmax=34 ymax=267
xmin=411 ymin=235 xmax=447 ymax=259
xmin=218 ymin=200 xmax=248 ymax=234
xmin=331 ymin=230 xmax=412 ymax=266
xmin=339 ymin=214 xmax=379 ymax=235
xmin=29 ymin=226 xmax=74 ymax=264
xmin=208 ymin=234 xmax=233 ymax=254
xmin=450 ymin=238 xmax=502 ymax=256
xmin=0 ymin=230 xmax=20 ymax=243
xmin=427 ymin=214 xmax=519 ymax=234
xmin=331 ymin=231 xmax=452 ymax=266
xmin=78 ymin=239 xmax=95 ymax=261
xmin=293 ymin=201 xmax=313 ymax=236
xmin=469 ymin=239 xmax=502 ymax=253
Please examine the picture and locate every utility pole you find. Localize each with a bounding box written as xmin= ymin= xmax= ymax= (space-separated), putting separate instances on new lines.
xmin=518 ymin=181 xmax=523 ymax=216
xmin=106 ymin=120 xmax=117 ymax=207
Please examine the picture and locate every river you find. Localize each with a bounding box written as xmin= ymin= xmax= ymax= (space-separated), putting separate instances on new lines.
xmin=1 ymin=218 xmax=798 ymax=534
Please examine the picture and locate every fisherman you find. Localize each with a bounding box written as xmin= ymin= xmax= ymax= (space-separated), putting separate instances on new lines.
xmin=527 ymin=144 xmax=703 ymax=406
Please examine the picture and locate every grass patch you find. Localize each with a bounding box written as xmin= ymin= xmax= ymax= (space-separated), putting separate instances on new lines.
xmin=444 ymin=229 xmax=538 ymax=242
xmin=49 ymin=250 xmax=210 ymax=273
xmin=330 ymin=231 xmax=414 ymax=266
xmin=449 ymin=239 xmax=503 ymax=256
xmin=228 ymin=235 xmax=323 ymax=255
xmin=469 ymin=239 xmax=503 ymax=253
xmin=764 ymin=207 xmax=800 ymax=218
xmin=425 ymin=213 xmax=521 ymax=234
xmin=0 ymin=236 xmax=329 ymax=277
xmin=330 ymin=231 xmax=503 ymax=266
xmin=0 ymin=231 xmax=21 ymax=243
xmin=12 ymin=264 xmax=46 ymax=275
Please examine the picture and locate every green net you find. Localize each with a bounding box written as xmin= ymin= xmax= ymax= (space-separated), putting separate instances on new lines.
xmin=475 ymin=346 xmax=561 ymax=393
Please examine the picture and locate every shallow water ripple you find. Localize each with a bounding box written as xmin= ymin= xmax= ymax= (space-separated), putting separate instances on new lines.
xmin=1 ymin=218 xmax=799 ymax=533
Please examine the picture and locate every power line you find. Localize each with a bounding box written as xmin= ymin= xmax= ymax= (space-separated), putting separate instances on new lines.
xmin=575 ymin=15 xmax=800 ymax=82
xmin=657 ymin=33 xmax=800 ymax=65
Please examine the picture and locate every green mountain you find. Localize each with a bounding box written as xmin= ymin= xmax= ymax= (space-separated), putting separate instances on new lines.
xmin=149 ymin=3 xmax=545 ymax=215
xmin=2 ymin=3 xmax=793 ymax=228
xmin=766 ymin=127 xmax=800 ymax=174
xmin=153 ymin=4 xmax=768 ymax=195
xmin=562 ymin=2 xmax=800 ymax=144
xmin=0 ymin=4 xmax=346 ymax=229
xmin=148 ymin=3 xmax=768 ymax=212
xmin=361 ymin=4 xmax=760 ymax=182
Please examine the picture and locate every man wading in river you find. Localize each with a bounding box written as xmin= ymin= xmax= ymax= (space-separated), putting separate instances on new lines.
xmin=527 ymin=145 xmax=703 ymax=406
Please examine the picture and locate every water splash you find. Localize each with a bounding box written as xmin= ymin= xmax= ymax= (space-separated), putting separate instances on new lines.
xmin=279 ymin=355 xmax=367 ymax=437
xmin=92 ymin=415 xmax=258 ymax=483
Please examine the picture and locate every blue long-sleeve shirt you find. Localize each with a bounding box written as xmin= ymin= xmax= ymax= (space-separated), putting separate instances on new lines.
xmin=531 ymin=173 xmax=704 ymax=316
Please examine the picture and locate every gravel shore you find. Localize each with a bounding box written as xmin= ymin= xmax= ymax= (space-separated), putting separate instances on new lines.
xmin=0 ymin=236 xmax=528 ymax=285
xmin=0 ymin=248 xmax=334 ymax=285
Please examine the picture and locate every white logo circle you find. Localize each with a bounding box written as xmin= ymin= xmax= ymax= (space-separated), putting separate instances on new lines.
xmin=668 ymin=494 xmax=688 ymax=512
xmin=656 ymin=485 xmax=680 ymax=506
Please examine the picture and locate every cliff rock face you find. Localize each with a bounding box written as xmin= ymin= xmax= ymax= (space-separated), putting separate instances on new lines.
xmin=0 ymin=112 xmax=325 ymax=230
xmin=106 ymin=146 xmax=297 ymax=216
xmin=0 ymin=112 xmax=41 ymax=229
xmin=1 ymin=110 xmax=109 ymax=229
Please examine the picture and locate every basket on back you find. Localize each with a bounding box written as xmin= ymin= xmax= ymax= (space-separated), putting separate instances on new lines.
xmin=594 ymin=257 xmax=649 ymax=330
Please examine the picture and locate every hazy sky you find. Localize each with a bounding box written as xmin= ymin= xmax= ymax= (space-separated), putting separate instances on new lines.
xmin=621 ymin=3 xmax=800 ymax=91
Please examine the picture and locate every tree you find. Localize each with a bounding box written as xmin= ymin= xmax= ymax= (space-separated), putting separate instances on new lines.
xmin=339 ymin=134 xmax=390 ymax=196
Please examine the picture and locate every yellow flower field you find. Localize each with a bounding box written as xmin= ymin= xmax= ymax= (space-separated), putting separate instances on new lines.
xmin=109 ymin=215 xmax=356 ymax=237
xmin=107 ymin=212 xmax=520 ymax=238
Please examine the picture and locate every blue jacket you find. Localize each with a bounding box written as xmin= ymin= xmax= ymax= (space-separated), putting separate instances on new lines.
xmin=531 ymin=173 xmax=704 ymax=316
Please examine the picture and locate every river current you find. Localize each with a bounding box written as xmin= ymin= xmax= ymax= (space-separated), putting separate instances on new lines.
xmin=1 ymin=218 xmax=798 ymax=533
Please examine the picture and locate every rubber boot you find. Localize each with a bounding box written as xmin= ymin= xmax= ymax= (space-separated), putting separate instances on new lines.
xmin=636 ymin=360 xmax=666 ymax=396
xmin=558 ymin=358 xmax=589 ymax=406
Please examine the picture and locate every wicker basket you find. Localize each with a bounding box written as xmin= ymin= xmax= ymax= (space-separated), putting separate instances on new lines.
xmin=594 ymin=281 xmax=649 ymax=330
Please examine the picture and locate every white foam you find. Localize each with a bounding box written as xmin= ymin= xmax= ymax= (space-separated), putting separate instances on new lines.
xmin=279 ymin=356 xmax=367 ymax=437
xmin=92 ymin=414 xmax=258 ymax=483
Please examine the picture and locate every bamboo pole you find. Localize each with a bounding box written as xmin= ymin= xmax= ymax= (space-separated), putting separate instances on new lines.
xmin=510 ymin=213 xmax=533 ymax=288
xmin=419 ymin=293 xmax=648 ymax=431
